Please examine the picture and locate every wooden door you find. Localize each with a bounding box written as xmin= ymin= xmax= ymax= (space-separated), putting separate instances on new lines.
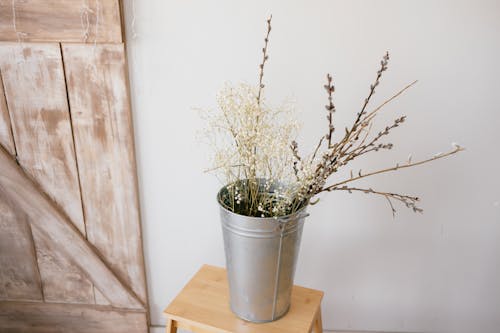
xmin=0 ymin=1 xmax=148 ymax=332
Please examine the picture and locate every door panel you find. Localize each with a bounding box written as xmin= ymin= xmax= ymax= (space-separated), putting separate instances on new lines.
xmin=0 ymin=0 xmax=122 ymax=43
xmin=0 ymin=301 xmax=148 ymax=333
xmin=0 ymin=193 xmax=42 ymax=302
xmin=0 ymin=1 xmax=148 ymax=331
xmin=0 ymin=43 xmax=86 ymax=235
xmin=63 ymin=43 xmax=147 ymax=304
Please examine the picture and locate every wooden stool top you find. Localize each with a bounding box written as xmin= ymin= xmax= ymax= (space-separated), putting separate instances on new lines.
xmin=163 ymin=265 xmax=324 ymax=333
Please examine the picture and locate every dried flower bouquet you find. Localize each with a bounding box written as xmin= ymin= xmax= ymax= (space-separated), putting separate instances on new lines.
xmin=202 ymin=16 xmax=462 ymax=218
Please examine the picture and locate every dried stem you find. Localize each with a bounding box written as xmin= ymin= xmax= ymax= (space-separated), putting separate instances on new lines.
xmin=362 ymin=80 xmax=418 ymax=124
xmin=346 ymin=52 xmax=389 ymax=141
xmin=329 ymin=185 xmax=422 ymax=216
xmin=205 ymin=20 xmax=464 ymax=218
xmin=257 ymin=15 xmax=272 ymax=106
xmin=324 ymin=73 xmax=336 ymax=147
xmin=250 ymin=15 xmax=272 ymax=182
xmin=322 ymin=146 xmax=464 ymax=191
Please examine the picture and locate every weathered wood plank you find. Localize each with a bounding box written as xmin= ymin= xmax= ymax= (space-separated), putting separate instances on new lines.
xmin=0 ymin=192 xmax=42 ymax=302
xmin=62 ymin=43 xmax=147 ymax=304
xmin=32 ymin=227 xmax=94 ymax=304
xmin=0 ymin=145 xmax=144 ymax=309
xmin=0 ymin=75 xmax=41 ymax=302
xmin=0 ymin=42 xmax=85 ymax=234
xmin=0 ymin=42 xmax=95 ymax=303
xmin=94 ymin=288 xmax=111 ymax=306
xmin=0 ymin=0 xmax=122 ymax=43
xmin=0 ymin=301 xmax=147 ymax=333
xmin=0 ymin=71 xmax=15 ymax=156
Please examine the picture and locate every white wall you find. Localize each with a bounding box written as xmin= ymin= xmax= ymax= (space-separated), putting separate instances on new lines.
xmin=122 ymin=1 xmax=500 ymax=332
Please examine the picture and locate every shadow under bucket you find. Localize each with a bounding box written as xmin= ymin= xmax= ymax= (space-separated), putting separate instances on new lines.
xmin=218 ymin=183 xmax=308 ymax=323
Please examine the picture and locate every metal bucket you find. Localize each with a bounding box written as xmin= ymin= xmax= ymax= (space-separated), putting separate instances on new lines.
xmin=218 ymin=185 xmax=308 ymax=322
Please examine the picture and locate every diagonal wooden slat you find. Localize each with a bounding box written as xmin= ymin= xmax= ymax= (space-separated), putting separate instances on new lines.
xmin=0 ymin=144 xmax=145 ymax=310
xmin=31 ymin=226 xmax=95 ymax=304
xmin=0 ymin=189 xmax=43 ymax=301
xmin=0 ymin=42 xmax=85 ymax=235
xmin=0 ymin=72 xmax=15 ymax=156
xmin=0 ymin=42 xmax=94 ymax=304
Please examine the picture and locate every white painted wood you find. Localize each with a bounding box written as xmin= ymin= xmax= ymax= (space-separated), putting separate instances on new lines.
xmin=0 ymin=193 xmax=42 ymax=301
xmin=62 ymin=43 xmax=147 ymax=304
xmin=0 ymin=145 xmax=144 ymax=309
xmin=0 ymin=72 xmax=15 ymax=156
xmin=0 ymin=42 xmax=85 ymax=234
xmin=32 ymin=226 xmax=94 ymax=304
xmin=0 ymin=42 xmax=95 ymax=304
xmin=0 ymin=0 xmax=122 ymax=43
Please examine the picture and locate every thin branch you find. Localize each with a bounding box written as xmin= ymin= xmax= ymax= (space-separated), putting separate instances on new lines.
xmin=257 ymin=15 xmax=272 ymax=106
xmin=322 ymin=146 xmax=464 ymax=191
xmin=327 ymin=185 xmax=422 ymax=215
xmin=311 ymin=136 xmax=325 ymax=161
xmin=353 ymin=52 xmax=389 ymax=130
xmin=362 ymin=80 xmax=418 ymax=124
xmin=324 ymin=73 xmax=336 ymax=147
xmin=329 ymin=52 xmax=390 ymax=162
xmin=343 ymin=115 xmax=404 ymax=163
xmin=204 ymin=163 xmax=246 ymax=173
xmin=384 ymin=195 xmax=397 ymax=217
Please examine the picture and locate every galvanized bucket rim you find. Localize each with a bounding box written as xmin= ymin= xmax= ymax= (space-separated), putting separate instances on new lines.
xmin=216 ymin=181 xmax=308 ymax=222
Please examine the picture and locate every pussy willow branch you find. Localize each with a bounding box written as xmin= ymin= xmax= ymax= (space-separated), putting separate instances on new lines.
xmin=336 ymin=52 xmax=389 ymax=153
xmin=309 ymin=52 xmax=390 ymax=180
xmin=329 ymin=79 xmax=419 ymax=169
xmin=361 ymin=80 xmax=418 ymax=124
xmin=301 ymin=54 xmax=392 ymax=198
xmin=324 ymin=74 xmax=336 ymax=147
xmin=342 ymin=116 xmax=405 ymax=164
xmin=312 ymin=138 xmax=323 ymax=159
xmin=321 ymin=146 xmax=464 ymax=192
xmin=357 ymin=52 xmax=389 ymax=121
xmin=249 ymin=15 xmax=272 ymax=182
xmin=257 ymin=15 xmax=272 ymax=106
xmin=329 ymin=185 xmax=422 ymax=216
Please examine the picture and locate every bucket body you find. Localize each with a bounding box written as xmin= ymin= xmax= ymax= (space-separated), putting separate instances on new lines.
xmin=218 ymin=192 xmax=308 ymax=322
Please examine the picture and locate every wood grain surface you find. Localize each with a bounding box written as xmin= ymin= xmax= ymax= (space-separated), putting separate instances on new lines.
xmin=0 ymin=144 xmax=144 ymax=309
xmin=0 ymin=42 xmax=85 ymax=234
xmin=0 ymin=301 xmax=147 ymax=333
xmin=0 ymin=42 xmax=95 ymax=304
xmin=62 ymin=43 xmax=147 ymax=304
xmin=0 ymin=0 xmax=122 ymax=43
xmin=0 ymin=192 xmax=42 ymax=302
xmin=0 ymin=72 xmax=15 ymax=156
xmin=31 ymin=227 xmax=95 ymax=304
xmin=164 ymin=265 xmax=324 ymax=333
xmin=94 ymin=288 xmax=111 ymax=306
xmin=0 ymin=1 xmax=148 ymax=331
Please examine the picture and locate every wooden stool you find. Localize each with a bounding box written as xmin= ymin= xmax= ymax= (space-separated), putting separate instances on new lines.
xmin=164 ymin=265 xmax=324 ymax=333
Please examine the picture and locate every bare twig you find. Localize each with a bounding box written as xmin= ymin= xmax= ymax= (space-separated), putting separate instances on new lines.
xmin=351 ymin=52 xmax=389 ymax=133
xmin=257 ymin=15 xmax=272 ymax=106
xmin=324 ymin=73 xmax=336 ymax=147
xmin=321 ymin=146 xmax=464 ymax=191
xmin=362 ymin=80 xmax=418 ymax=124
xmin=327 ymin=185 xmax=422 ymax=216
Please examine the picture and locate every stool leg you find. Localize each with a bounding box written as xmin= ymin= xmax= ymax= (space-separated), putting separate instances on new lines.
xmin=313 ymin=306 xmax=323 ymax=333
xmin=166 ymin=319 xmax=177 ymax=333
